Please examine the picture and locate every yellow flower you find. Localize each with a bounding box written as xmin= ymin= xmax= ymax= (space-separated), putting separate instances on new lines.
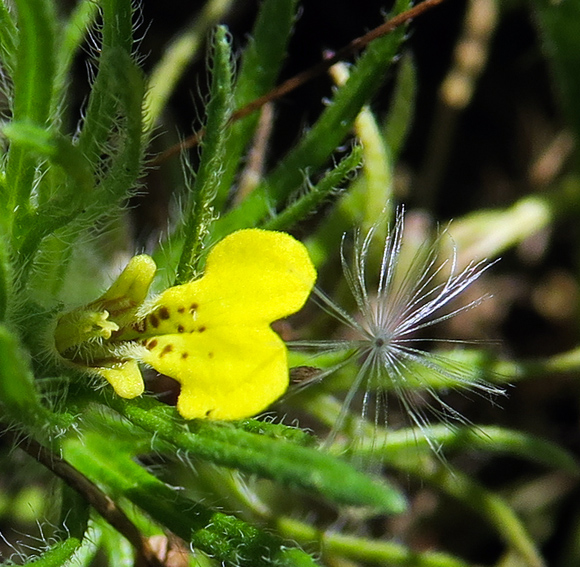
xmin=55 ymin=229 xmax=316 ymax=420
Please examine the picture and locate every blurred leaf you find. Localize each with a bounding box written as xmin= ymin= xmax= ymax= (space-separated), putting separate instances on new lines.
xmin=215 ymin=0 xmax=299 ymax=209
xmin=0 ymin=0 xmax=17 ymax=75
xmin=143 ymin=0 xmax=237 ymax=132
xmin=279 ymin=516 xmax=471 ymax=567
xmin=532 ymin=0 xmax=580 ymax=164
xmin=0 ymin=323 xmax=43 ymax=423
xmin=411 ymin=462 xmax=545 ymax=567
xmin=384 ymin=51 xmax=417 ymax=160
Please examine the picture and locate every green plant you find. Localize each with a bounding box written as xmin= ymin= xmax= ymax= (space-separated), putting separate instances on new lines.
xmin=1 ymin=0 xmax=579 ymax=566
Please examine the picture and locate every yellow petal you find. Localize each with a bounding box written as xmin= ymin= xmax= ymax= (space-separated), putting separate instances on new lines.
xmin=140 ymin=327 xmax=288 ymax=419
xmin=204 ymin=229 xmax=316 ymax=322
xmin=130 ymin=229 xmax=316 ymax=420
xmin=99 ymin=255 xmax=157 ymax=306
xmin=139 ymin=229 xmax=317 ymax=337
xmin=97 ymin=360 xmax=144 ymax=399
xmin=96 ymin=255 xmax=157 ymax=328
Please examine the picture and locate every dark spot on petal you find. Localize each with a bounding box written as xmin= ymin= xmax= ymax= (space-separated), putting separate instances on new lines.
xmin=177 ymin=325 xmax=185 ymax=333
xmin=177 ymin=306 xmax=185 ymax=314
xmin=181 ymin=352 xmax=189 ymax=359
xmin=208 ymin=352 xmax=214 ymax=358
xmin=205 ymin=409 xmax=213 ymax=417
xmin=150 ymin=314 xmax=159 ymax=328
xmin=158 ymin=306 xmax=170 ymax=320
xmin=189 ymin=303 xmax=198 ymax=313
xmin=198 ymin=326 xmax=206 ymax=333
xmin=159 ymin=344 xmax=173 ymax=357
xmin=147 ymin=339 xmax=158 ymax=350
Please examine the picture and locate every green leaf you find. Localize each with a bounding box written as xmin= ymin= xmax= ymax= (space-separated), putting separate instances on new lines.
xmin=77 ymin=0 xmax=137 ymax=172
xmin=53 ymin=0 xmax=100 ymax=120
xmin=263 ymin=145 xmax=363 ymax=232
xmin=175 ymin=26 xmax=234 ymax=283
xmin=93 ymin=50 xmax=145 ymax=206
xmin=106 ymin=394 xmax=407 ymax=514
xmin=383 ymin=51 xmax=417 ymax=160
xmin=2 ymin=122 xmax=93 ymax=193
xmin=0 ymin=323 xmax=43 ymax=424
xmin=367 ymin=423 xmax=579 ymax=474
xmin=410 ymin=462 xmax=545 ymax=567
xmin=18 ymin=52 xmax=145 ymax=285
xmin=0 ymin=232 xmax=10 ymax=321
xmin=279 ymin=516 xmax=471 ymax=567
xmin=532 ymin=0 xmax=580 ymax=165
xmin=215 ymin=0 xmax=299 ymax=209
xmin=4 ymin=0 xmax=57 ymax=235
xmin=215 ymin=0 xmax=412 ymax=238
xmin=0 ymin=0 xmax=17 ymax=76
xmin=143 ymin=0 xmax=237 ymax=133
xmin=21 ymin=538 xmax=82 ymax=567
xmin=64 ymin=431 xmax=320 ymax=567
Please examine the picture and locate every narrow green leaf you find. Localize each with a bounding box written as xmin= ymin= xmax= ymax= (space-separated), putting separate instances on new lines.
xmin=263 ymin=146 xmax=363 ymax=231
xmin=143 ymin=0 xmax=237 ymax=133
xmin=237 ymin=418 xmax=315 ymax=446
xmin=2 ymin=122 xmax=93 ymax=193
xmin=8 ymin=0 xmax=55 ymax=126
xmin=0 ymin=324 xmax=42 ymax=424
xmin=279 ymin=516 xmax=470 ymax=567
xmin=94 ymin=50 xmax=145 ymax=205
xmin=532 ymin=0 xmax=580 ymax=164
xmin=383 ymin=51 xmax=417 ymax=160
xmin=77 ymin=0 xmax=136 ymax=170
xmin=53 ymin=0 xmax=100 ymax=119
xmin=64 ymin=432 xmax=320 ymax=567
xmin=215 ymin=0 xmax=411 ymax=238
xmin=215 ymin=0 xmax=299 ymax=209
xmin=411 ymin=462 xmax=545 ymax=567
xmin=4 ymin=121 xmax=93 ymax=279
xmin=0 ymin=0 xmax=17 ymax=76
xmin=22 ymin=538 xmax=82 ymax=567
xmin=0 ymin=232 xmax=10 ymax=321
xmin=17 ymin=50 xmax=145 ymax=282
xmin=366 ymin=423 xmax=579 ymax=474
xmin=106 ymin=395 xmax=407 ymax=514
xmin=176 ymin=25 xmax=233 ymax=284
xmin=4 ymin=0 xmax=57 ymax=234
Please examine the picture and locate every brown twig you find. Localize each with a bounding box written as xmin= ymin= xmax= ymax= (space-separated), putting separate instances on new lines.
xmin=152 ymin=0 xmax=447 ymax=165
xmin=3 ymin=429 xmax=165 ymax=567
